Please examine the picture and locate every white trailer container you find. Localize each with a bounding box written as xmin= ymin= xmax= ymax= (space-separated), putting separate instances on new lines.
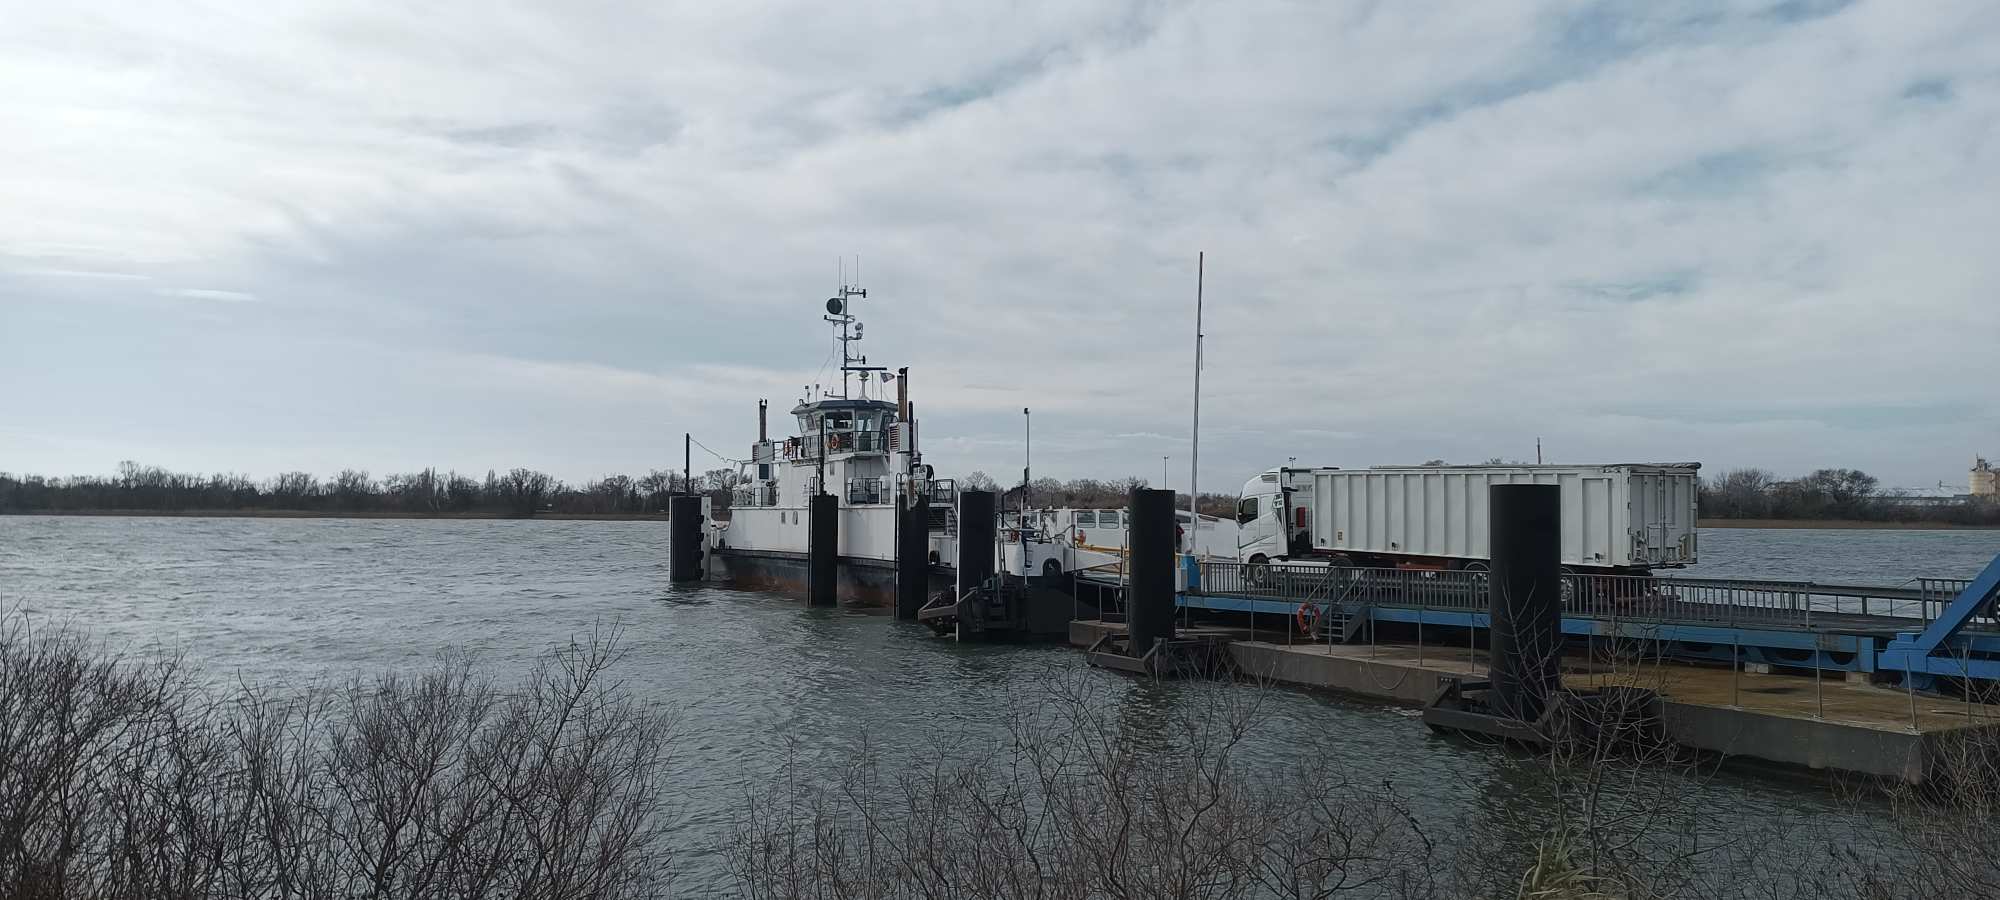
xmin=1237 ymin=464 xmax=1699 ymax=573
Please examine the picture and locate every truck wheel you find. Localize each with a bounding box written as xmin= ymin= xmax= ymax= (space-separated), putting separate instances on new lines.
xmin=1324 ymin=554 xmax=1359 ymax=590
xmin=1461 ymin=560 xmax=1489 ymax=592
xmin=1245 ymin=555 xmax=1271 ymax=590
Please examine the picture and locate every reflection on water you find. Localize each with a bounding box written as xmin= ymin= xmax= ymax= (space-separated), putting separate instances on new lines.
xmin=1 ymin=515 xmax=1974 ymax=890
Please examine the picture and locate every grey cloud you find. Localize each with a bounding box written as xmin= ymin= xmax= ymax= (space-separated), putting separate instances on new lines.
xmin=1 ymin=0 xmax=1995 ymax=490
xmin=161 ymin=288 xmax=259 ymax=303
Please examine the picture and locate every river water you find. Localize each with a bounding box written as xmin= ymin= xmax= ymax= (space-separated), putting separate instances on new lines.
xmin=1 ymin=515 xmax=1994 ymax=892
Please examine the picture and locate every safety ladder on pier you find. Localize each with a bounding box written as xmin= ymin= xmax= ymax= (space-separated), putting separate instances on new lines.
xmin=1302 ymin=573 xmax=1370 ymax=645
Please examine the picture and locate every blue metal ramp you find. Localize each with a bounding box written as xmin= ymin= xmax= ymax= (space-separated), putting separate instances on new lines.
xmin=1133 ymin=556 xmax=2000 ymax=684
xmin=1878 ymin=553 xmax=2000 ymax=688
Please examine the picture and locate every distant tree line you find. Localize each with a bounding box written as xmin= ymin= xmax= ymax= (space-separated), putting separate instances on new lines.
xmin=28 ymin=462 xmax=1988 ymax=525
xmin=1701 ymin=467 xmax=2000 ymax=525
xmin=2 ymin=462 xmax=1245 ymax=519
xmin=0 ymin=461 xmax=745 ymax=517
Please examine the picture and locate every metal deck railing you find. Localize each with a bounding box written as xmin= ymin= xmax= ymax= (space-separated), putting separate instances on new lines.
xmin=1192 ymin=561 xmax=1982 ymax=632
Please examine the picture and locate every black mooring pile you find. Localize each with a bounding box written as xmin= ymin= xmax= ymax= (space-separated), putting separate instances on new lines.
xmin=896 ymin=492 xmax=930 ymax=620
xmin=1486 ymin=482 xmax=1564 ymax=723
xmin=955 ymin=490 xmax=996 ymax=602
xmin=808 ymin=493 xmax=838 ymax=607
xmin=1125 ymin=487 xmax=1177 ymax=658
xmin=668 ymin=495 xmax=704 ymax=582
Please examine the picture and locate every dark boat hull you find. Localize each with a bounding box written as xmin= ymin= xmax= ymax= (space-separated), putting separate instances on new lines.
xmin=711 ymin=548 xmax=952 ymax=609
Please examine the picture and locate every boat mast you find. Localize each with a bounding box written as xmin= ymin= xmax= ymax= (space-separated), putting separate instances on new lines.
xmin=826 ymin=281 xmax=867 ymax=400
xmin=818 ymin=264 xmax=885 ymax=497
xmin=1190 ymin=252 xmax=1204 ymax=525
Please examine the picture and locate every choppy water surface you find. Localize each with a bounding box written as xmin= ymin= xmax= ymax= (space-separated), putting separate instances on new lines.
xmin=2 ymin=516 xmax=1992 ymax=890
xmin=1689 ymin=526 xmax=1995 ymax=583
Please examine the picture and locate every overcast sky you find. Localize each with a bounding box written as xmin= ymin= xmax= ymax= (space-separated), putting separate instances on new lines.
xmin=3 ymin=0 xmax=1995 ymax=495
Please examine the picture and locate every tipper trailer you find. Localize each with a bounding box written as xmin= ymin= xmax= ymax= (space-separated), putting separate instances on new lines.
xmin=1235 ymin=463 xmax=1700 ymax=576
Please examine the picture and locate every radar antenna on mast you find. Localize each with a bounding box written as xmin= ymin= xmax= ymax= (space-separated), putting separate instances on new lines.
xmin=823 ymin=259 xmax=883 ymax=399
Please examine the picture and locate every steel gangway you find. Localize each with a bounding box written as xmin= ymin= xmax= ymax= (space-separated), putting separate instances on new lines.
xmin=1071 ymin=553 xmax=2000 ymax=685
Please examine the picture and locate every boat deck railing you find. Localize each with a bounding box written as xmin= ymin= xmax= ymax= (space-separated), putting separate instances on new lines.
xmin=1192 ymin=560 xmax=1982 ymax=632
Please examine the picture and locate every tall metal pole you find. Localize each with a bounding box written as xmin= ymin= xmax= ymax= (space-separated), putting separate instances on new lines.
xmin=685 ymin=433 xmax=692 ymax=496
xmin=1162 ymin=456 xmax=1169 ymax=492
xmin=1023 ymin=407 xmax=1031 ymax=511
xmin=1189 ymin=252 xmax=1204 ymax=529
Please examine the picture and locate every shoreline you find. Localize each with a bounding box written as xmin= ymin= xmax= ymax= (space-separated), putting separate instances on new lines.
xmin=0 ymin=509 xmax=671 ymax=522
xmin=1697 ymin=517 xmax=1999 ymax=531
xmin=4 ymin=510 xmax=1991 ymax=530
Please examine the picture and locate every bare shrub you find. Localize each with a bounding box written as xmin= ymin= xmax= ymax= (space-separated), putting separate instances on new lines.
xmin=18 ymin=595 xmax=2000 ymax=900
xmin=0 ymin=610 xmax=675 ymax=900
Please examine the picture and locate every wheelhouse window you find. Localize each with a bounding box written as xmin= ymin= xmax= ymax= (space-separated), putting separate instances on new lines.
xmin=1099 ymin=510 xmax=1121 ymax=528
xmin=1073 ymin=511 xmax=1097 ymax=528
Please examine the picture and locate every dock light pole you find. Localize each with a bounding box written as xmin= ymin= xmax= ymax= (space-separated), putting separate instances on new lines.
xmin=1162 ymin=456 xmax=1170 ymax=491
xmin=1189 ymin=252 xmax=1203 ymax=535
xmin=1022 ymin=407 xmax=1031 ymax=510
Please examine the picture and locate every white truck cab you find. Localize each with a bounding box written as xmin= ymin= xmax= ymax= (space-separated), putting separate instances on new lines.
xmin=1236 ymin=468 xmax=1313 ymax=564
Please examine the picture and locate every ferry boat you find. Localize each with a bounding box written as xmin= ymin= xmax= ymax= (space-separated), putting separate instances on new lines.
xmin=706 ymin=278 xmax=1240 ymax=611
xmin=708 ymin=282 xmax=958 ymax=604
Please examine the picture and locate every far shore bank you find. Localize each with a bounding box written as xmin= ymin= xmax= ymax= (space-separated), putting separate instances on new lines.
xmin=0 ymin=509 xmax=673 ymax=522
xmin=5 ymin=509 xmax=1993 ymax=530
xmin=1698 ymin=517 xmax=1999 ymax=531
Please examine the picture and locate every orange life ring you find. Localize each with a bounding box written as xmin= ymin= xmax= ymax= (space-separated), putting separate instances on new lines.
xmin=1295 ymin=602 xmax=1322 ymax=636
xmin=1076 ymin=530 xmax=1087 ymax=544
xmin=827 ymin=433 xmax=843 ymax=451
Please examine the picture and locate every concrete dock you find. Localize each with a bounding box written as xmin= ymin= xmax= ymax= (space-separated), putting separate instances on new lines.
xmin=1069 ymin=620 xmax=2000 ymax=783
